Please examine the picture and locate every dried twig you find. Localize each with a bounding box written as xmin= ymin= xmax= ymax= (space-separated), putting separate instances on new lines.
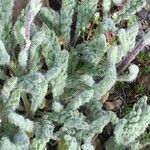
xmin=117 ymin=36 xmax=150 ymax=74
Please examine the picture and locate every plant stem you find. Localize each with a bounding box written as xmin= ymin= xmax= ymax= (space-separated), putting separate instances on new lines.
xmin=117 ymin=39 xmax=147 ymax=74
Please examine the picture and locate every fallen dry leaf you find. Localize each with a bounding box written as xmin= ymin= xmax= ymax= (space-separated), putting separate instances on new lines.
xmin=104 ymin=99 xmax=123 ymax=111
xmin=101 ymin=92 xmax=110 ymax=103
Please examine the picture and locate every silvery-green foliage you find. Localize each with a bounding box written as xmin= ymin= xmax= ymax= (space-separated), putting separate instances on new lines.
xmin=42 ymin=25 xmax=61 ymax=68
xmin=0 ymin=77 xmax=20 ymax=120
xmin=41 ymin=25 xmax=69 ymax=98
xmin=143 ymin=31 xmax=150 ymax=45
xmin=105 ymin=96 xmax=150 ymax=150
xmin=8 ymin=111 xmax=34 ymax=133
xmin=101 ymin=18 xmax=116 ymax=32
xmin=0 ymin=0 xmax=14 ymax=29
xmin=0 ymin=0 xmax=149 ymax=149
xmin=5 ymin=88 xmax=20 ymax=111
xmin=29 ymin=0 xmax=42 ymax=16
xmin=0 ymin=40 xmax=10 ymax=65
xmin=112 ymin=0 xmax=123 ymax=5
xmin=50 ymin=50 xmax=69 ymax=98
xmin=75 ymin=0 xmax=98 ymax=36
xmin=113 ymin=0 xmax=146 ymax=23
xmin=83 ymin=110 xmax=116 ymax=140
xmin=94 ymin=47 xmax=118 ymax=99
xmin=115 ymin=96 xmax=150 ymax=146
xmin=117 ymin=64 xmax=139 ymax=82
xmin=52 ymin=101 xmax=64 ymax=113
xmin=17 ymin=72 xmax=48 ymax=113
xmin=13 ymin=9 xmax=26 ymax=45
xmin=28 ymin=30 xmax=45 ymax=72
xmin=67 ymin=90 xmax=94 ymax=110
xmin=31 ymin=120 xmax=54 ymax=150
xmin=80 ymin=74 xmax=95 ymax=87
xmin=0 ymin=0 xmax=14 ymax=45
xmin=1 ymin=77 xmax=18 ymax=103
xmin=117 ymin=24 xmax=139 ymax=62
xmin=13 ymin=130 xmax=30 ymax=149
xmin=103 ymin=0 xmax=111 ymax=14
xmin=0 ymin=132 xmax=29 ymax=150
xmin=52 ymin=104 xmax=117 ymax=149
xmin=64 ymin=135 xmax=81 ymax=150
xmin=77 ymin=33 xmax=107 ymax=66
xmin=82 ymin=143 xmax=94 ymax=150
xmin=60 ymin=0 xmax=76 ymax=45
xmin=0 ymin=69 xmax=8 ymax=80
xmin=38 ymin=7 xmax=60 ymax=33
